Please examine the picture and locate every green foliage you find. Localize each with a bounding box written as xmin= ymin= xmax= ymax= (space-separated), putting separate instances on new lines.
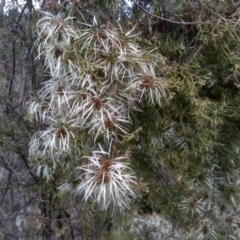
xmin=1 ymin=0 xmax=240 ymax=239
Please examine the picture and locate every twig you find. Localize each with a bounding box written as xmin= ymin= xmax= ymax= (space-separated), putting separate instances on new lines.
xmin=7 ymin=40 xmax=16 ymax=114
xmin=190 ymin=45 xmax=203 ymax=62
xmin=0 ymin=155 xmax=21 ymax=184
xmin=7 ymin=0 xmax=32 ymax=114
xmin=131 ymin=0 xmax=205 ymax=25
xmin=17 ymin=0 xmax=30 ymax=25
xmin=225 ymin=2 xmax=240 ymax=18
xmin=0 ymin=164 xmax=12 ymax=207
xmin=0 ymin=95 xmax=33 ymax=133
xmin=19 ymin=154 xmax=38 ymax=184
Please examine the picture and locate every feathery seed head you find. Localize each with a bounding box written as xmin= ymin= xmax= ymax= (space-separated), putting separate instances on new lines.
xmin=76 ymin=144 xmax=137 ymax=212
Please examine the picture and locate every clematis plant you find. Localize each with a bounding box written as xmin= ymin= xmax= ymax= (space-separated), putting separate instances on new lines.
xmin=28 ymin=11 xmax=166 ymax=212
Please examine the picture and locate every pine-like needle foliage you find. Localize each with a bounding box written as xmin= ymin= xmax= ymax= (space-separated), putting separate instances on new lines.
xmin=28 ymin=0 xmax=240 ymax=238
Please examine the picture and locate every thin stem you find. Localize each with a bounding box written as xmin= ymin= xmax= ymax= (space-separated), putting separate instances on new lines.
xmin=131 ymin=0 xmax=205 ymax=25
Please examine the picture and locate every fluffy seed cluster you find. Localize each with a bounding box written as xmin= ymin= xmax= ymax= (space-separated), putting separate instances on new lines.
xmin=28 ymin=12 xmax=166 ymax=211
xmin=180 ymin=159 xmax=240 ymax=240
xmin=76 ymin=145 xmax=136 ymax=212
